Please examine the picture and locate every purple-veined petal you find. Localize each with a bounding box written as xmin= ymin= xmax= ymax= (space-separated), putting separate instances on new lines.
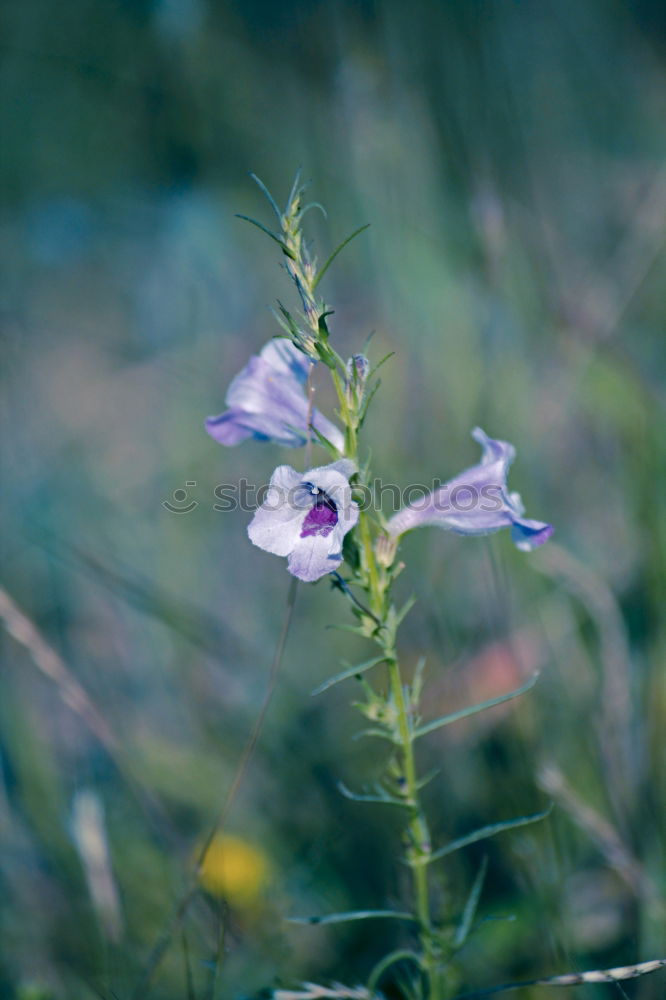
xmin=206 ymin=338 xmax=344 ymax=451
xmin=247 ymin=465 xmax=305 ymax=556
xmin=287 ymin=533 xmax=345 ymax=582
xmin=206 ymin=407 xmax=304 ymax=447
xmin=387 ymin=428 xmax=552 ymax=551
xmin=247 ymin=460 xmax=359 ymax=582
xmin=205 ymin=409 xmax=255 ymax=446
xmin=258 ymin=338 xmax=311 ymax=381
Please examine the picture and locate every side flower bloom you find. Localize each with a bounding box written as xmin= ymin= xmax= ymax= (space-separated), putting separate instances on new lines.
xmin=248 ymin=460 xmax=359 ymax=582
xmin=205 ymin=338 xmax=344 ymax=450
xmin=387 ymin=428 xmax=553 ymax=551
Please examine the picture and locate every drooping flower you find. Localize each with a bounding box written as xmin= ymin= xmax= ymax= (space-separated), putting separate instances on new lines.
xmin=205 ymin=338 xmax=344 ymax=450
xmin=387 ymin=428 xmax=553 ymax=551
xmin=248 ymin=459 xmax=359 ymax=582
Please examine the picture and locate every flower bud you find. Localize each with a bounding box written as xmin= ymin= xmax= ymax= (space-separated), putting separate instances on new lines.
xmin=375 ymin=532 xmax=398 ymax=568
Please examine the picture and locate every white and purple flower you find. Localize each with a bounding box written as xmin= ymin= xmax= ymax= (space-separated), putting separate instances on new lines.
xmin=248 ymin=460 xmax=359 ymax=582
xmin=387 ymin=428 xmax=553 ymax=551
xmin=205 ymin=338 xmax=344 ymax=450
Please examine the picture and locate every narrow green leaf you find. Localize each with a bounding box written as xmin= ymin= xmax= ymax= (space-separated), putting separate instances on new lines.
xmin=415 ymin=767 xmax=440 ymax=791
xmin=269 ymin=306 xmax=296 ymax=338
xmin=367 ymin=950 xmax=423 ymax=994
xmin=324 ymin=623 xmax=370 ymax=636
xmin=285 ymin=169 xmax=304 ymax=214
xmin=297 ymin=201 xmax=328 ymax=222
xmin=311 ymin=656 xmax=386 ymax=696
xmin=367 ymin=351 xmax=395 ymax=380
xmin=427 ymin=807 xmax=553 ymax=865
xmin=249 ymin=173 xmax=281 ymax=220
xmin=353 ymin=727 xmax=398 ymax=743
xmin=287 ymin=909 xmax=416 ymax=926
xmin=309 ymin=423 xmax=341 ymax=458
xmin=312 ymin=224 xmax=370 ymax=290
xmin=337 ymin=781 xmax=410 ymax=809
xmin=359 ymin=379 xmax=381 ymax=426
xmin=236 ymin=214 xmax=295 ymax=258
xmin=395 ymin=594 xmax=417 ymax=626
xmin=454 ymin=856 xmax=488 ymax=949
xmin=413 ymin=673 xmax=540 ymax=740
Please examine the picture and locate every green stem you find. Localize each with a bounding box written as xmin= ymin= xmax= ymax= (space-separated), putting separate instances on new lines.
xmin=364 ymin=528 xmax=441 ymax=998
xmin=385 ymin=648 xmax=440 ymax=1000
xmin=327 ymin=309 xmax=441 ymax=998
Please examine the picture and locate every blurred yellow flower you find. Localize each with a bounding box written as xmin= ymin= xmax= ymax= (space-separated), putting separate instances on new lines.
xmin=198 ymin=833 xmax=270 ymax=905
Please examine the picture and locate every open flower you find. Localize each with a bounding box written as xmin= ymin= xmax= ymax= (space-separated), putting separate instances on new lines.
xmin=248 ymin=460 xmax=359 ymax=581
xmin=205 ymin=338 xmax=344 ymax=450
xmin=387 ymin=428 xmax=552 ymax=551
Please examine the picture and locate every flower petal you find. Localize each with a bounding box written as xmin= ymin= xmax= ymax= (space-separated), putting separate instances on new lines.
xmin=387 ymin=429 xmax=552 ymax=552
xmin=287 ymin=533 xmax=344 ymax=582
xmin=205 ymin=409 xmax=255 ymax=446
xmin=247 ymin=465 xmax=305 ymax=556
xmin=247 ymin=460 xmax=359 ymax=581
xmin=206 ymin=338 xmax=344 ymax=450
xmin=511 ymin=517 xmax=554 ymax=551
xmin=258 ymin=338 xmax=310 ymax=381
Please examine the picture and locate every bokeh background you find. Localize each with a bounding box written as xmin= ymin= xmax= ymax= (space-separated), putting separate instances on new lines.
xmin=1 ymin=0 xmax=666 ymax=997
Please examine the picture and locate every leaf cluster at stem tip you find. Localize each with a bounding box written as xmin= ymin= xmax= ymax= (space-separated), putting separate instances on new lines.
xmin=237 ymin=171 xmax=370 ymax=374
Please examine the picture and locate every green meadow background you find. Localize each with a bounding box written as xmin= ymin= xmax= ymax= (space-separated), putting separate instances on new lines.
xmin=1 ymin=0 xmax=665 ymax=997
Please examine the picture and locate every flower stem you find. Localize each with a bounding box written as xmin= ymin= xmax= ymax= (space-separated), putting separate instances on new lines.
xmin=384 ymin=645 xmax=440 ymax=999
xmin=364 ymin=526 xmax=442 ymax=998
xmin=326 ymin=294 xmax=442 ymax=998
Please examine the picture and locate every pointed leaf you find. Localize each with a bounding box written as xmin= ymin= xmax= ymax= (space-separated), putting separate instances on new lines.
xmin=415 ymin=767 xmax=440 ymax=791
xmin=337 ymin=781 xmax=409 ymax=809
xmin=312 ymin=224 xmax=370 ymax=290
xmin=236 ymin=214 xmax=296 ymax=258
xmin=309 ymin=423 xmax=341 ymax=458
xmin=287 ymin=909 xmax=416 ymax=926
xmin=311 ymin=656 xmax=386 ymax=696
xmin=395 ymin=594 xmax=417 ymax=626
xmin=353 ymin=727 xmax=398 ymax=743
xmin=249 ymin=173 xmax=282 ymax=220
xmin=367 ymin=351 xmax=395 ymax=380
xmin=454 ymin=856 xmax=488 ymax=949
xmin=359 ymin=379 xmax=381 ymax=426
xmin=297 ymin=201 xmax=328 ymax=222
xmin=413 ymin=673 xmax=539 ymax=740
xmin=324 ymin=623 xmax=370 ymax=636
xmin=285 ymin=169 xmax=304 ymax=214
xmin=427 ymin=807 xmax=552 ymax=865
xmin=367 ymin=950 xmax=423 ymax=994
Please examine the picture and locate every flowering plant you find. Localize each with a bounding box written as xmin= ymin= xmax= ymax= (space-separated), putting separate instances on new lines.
xmin=202 ymin=175 xmax=664 ymax=999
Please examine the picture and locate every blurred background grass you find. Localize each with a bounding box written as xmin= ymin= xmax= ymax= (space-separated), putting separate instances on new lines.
xmin=1 ymin=0 xmax=666 ymax=997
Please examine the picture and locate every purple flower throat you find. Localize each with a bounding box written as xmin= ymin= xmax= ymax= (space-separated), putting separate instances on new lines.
xmin=300 ymin=487 xmax=339 ymax=538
